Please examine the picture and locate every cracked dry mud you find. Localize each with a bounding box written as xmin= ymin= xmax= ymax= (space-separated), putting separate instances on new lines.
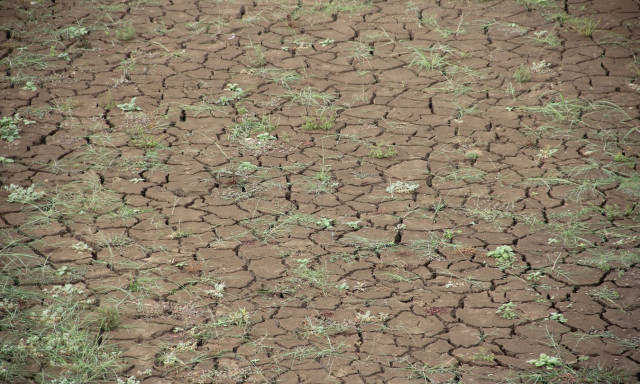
xmin=1 ymin=0 xmax=639 ymax=383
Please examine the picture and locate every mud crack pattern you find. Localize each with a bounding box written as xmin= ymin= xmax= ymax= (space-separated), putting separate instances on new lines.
xmin=1 ymin=0 xmax=639 ymax=383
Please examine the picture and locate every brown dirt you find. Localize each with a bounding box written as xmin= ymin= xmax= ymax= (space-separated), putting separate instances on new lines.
xmin=1 ymin=0 xmax=639 ymax=383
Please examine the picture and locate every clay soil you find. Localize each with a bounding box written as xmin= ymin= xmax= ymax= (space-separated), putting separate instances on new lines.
xmin=1 ymin=0 xmax=639 ymax=383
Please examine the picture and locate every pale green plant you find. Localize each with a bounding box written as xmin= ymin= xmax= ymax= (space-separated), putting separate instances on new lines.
xmin=487 ymin=245 xmax=516 ymax=271
xmin=369 ymin=143 xmax=397 ymax=158
xmin=514 ymin=63 xmax=531 ymax=82
xmin=117 ymin=97 xmax=142 ymax=112
xmin=528 ymin=353 xmax=562 ymax=369
xmin=4 ymin=184 xmax=45 ymax=204
xmin=566 ymin=16 xmax=599 ymax=37
xmin=496 ymin=302 xmax=518 ymax=319
xmin=116 ymin=24 xmax=136 ymax=41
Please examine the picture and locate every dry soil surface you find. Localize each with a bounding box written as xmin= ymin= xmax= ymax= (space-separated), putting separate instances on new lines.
xmin=1 ymin=0 xmax=640 ymax=383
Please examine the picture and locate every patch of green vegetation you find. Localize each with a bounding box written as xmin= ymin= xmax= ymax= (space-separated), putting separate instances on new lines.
xmin=285 ymin=87 xmax=337 ymax=114
xmin=217 ymin=83 xmax=247 ymax=106
xmin=527 ymin=30 xmax=562 ymax=47
xmin=97 ymin=306 xmax=121 ymax=331
xmin=580 ymin=248 xmax=640 ymax=271
xmin=618 ymin=175 xmax=640 ymax=197
xmin=398 ymin=359 xmax=462 ymax=382
xmin=368 ymin=143 xmax=397 ymax=158
xmin=121 ymin=149 xmax=167 ymax=172
xmin=409 ymin=47 xmax=450 ymax=72
xmin=306 ymin=162 xmax=338 ymax=194
xmin=0 ymin=282 xmax=122 ymax=383
xmin=302 ymin=111 xmax=336 ymax=131
xmin=528 ymin=353 xmax=562 ymax=369
xmin=116 ymin=24 xmax=136 ymax=41
xmin=514 ymin=63 xmax=531 ymax=82
xmin=507 ymin=93 xmax=587 ymax=125
xmin=246 ymin=45 xmax=267 ymax=68
xmin=290 ymin=258 xmax=333 ymax=294
xmin=566 ymin=16 xmax=600 ymax=37
xmin=588 ymin=286 xmax=620 ymax=303
xmin=58 ymin=25 xmax=88 ymax=39
xmin=25 ymin=173 xmax=125 ymax=226
xmin=249 ymin=210 xmax=317 ymax=242
xmin=521 ymin=365 xmax=630 ymax=384
xmin=0 ymin=52 xmax=49 ymax=70
xmin=420 ymin=12 xmax=467 ymax=38
xmin=496 ymin=302 xmax=518 ymax=319
xmin=4 ymin=184 xmax=45 ymax=204
xmin=228 ymin=111 xmax=275 ymax=140
xmin=516 ymin=0 xmax=556 ymax=10
xmin=0 ymin=116 xmax=25 ymax=142
xmin=249 ymin=67 xmax=301 ymax=89
xmin=117 ymin=97 xmax=142 ymax=112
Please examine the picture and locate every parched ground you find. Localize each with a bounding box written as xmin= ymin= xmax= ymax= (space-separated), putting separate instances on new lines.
xmin=1 ymin=0 xmax=639 ymax=383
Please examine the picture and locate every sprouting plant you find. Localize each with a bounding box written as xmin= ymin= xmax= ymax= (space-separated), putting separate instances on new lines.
xmin=316 ymin=217 xmax=335 ymax=229
xmin=386 ymin=181 xmax=419 ymax=195
xmin=117 ymin=97 xmax=142 ymax=112
xmin=302 ymin=110 xmax=336 ymax=131
xmin=517 ymin=0 xmax=555 ymax=10
xmin=409 ymin=47 xmax=449 ymax=72
xmin=117 ymin=376 xmax=141 ymax=384
xmin=537 ymin=145 xmax=558 ymax=162
xmin=4 ymin=184 xmax=45 ymax=204
xmin=247 ymin=45 xmax=267 ymax=68
xmin=588 ymin=286 xmax=620 ymax=303
xmin=0 ymin=116 xmax=21 ymax=142
xmin=318 ymin=38 xmax=335 ymax=47
xmin=217 ymin=83 xmax=246 ymax=105
xmin=22 ymin=81 xmax=37 ymax=91
xmin=71 ymin=241 xmax=93 ymax=253
xmin=527 ymin=353 xmax=562 ymax=369
xmin=97 ymin=307 xmax=121 ymax=331
xmin=369 ymin=143 xmax=397 ymax=158
xmin=486 ymin=245 xmax=516 ymax=271
xmin=236 ymin=161 xmax=258 ymax=173
xmin=528 ymin=30 xmax=561 ymax=47
xmin=514 ymin=63 xmax=531 ymax=82
xmin=496 ymin=302 xmax=518 ymax=319
xmin=547 ymin=312 xmax=567 ymax=323
xmin=206 ymin=282 xmax=226 ymax=298
xmin=464 ymin=150 xmax=481 ymax=161
xmin=345 ymin=221 xmax=361 ymax=230
xmin=116 ymin=24 xmax=136 ymax=41
xmin=566 ymin=16 xmax=599 ymax=37
xmin=527 ymin=270 xmax=544 ymax=282
xmin=0 ymin=156 xmax=14 ymax=164
xmin=59 ymin=25 xmax=88 ymax=39
xmin=228 ymin=112 xmax=275 ymax=140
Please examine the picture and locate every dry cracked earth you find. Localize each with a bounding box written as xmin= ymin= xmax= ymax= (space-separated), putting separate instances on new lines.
xmin=1 ymin=0 xmax=640 ymax=383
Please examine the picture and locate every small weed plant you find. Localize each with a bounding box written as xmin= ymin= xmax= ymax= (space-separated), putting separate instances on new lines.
xmin=369 ymin=143 xmax=397 ymax=158
xmin=116 ymin=24 xmax=136 ymax=41
xmin=547 ymin=312 xmax=568 ymax=323
xmin=514 ymin=63 xmax=531 ymax=82
xmin=567 ymin=16 xmax=599 ymax=37
xmin=59 ymin=25 xmax=88 ymax=39
xmin=528 ymin=353 xmax=562 ymax=369
xmin=4 ymin=184 xmax=45 ymax=204
xmin=117 ymin=97 xmax=142 ymax=112
xmin=487 ymin=245 xmax=515 ymax=271
xmin=0 ymin=115 xmax=32 ymax=142
xmin=302 ymin=111 xmax=336 ymax=131
xmin=496 ymin=302 xmax=518 ymax=319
